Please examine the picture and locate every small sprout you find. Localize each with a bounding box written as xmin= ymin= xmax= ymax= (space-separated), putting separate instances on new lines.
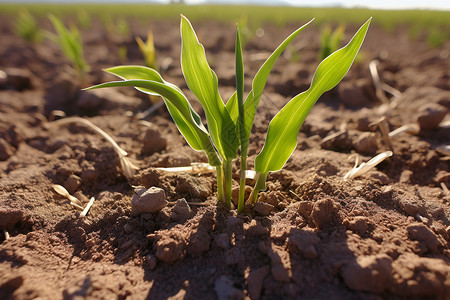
xmin=80 ymin=197 xmax=96 ymax=217
xmin=52 ymin=184 xmax=84 ymax=210
xmin=344 ymin=151 xmax=393 ymax=180
xmin=14 ymin=10 xmax=42 ymax=43
xmin=389 ymin=123 xmax=420 ymax=137
xmin=49 ymin=117 xmax=139 ymax=179
xmin=136 ymin=31 xmax=157 ymax=70
xmin=47 ymin=14 xmax=90 ymax=83
xmin=319 ymin=24 xmax=345 ymax=60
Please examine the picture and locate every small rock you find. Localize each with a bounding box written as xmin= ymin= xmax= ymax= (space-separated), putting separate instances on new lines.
xmin=131 ymin=186 xmax=167 ymax=216
xmin=341 ymin=254 xmax=393 ymax=293
xmin=215 ymin=275 xmax=244 ymax=300
xmin=253 ymin=202 xmax=274 ymax=216
xmin=407 ymin=223 xmax=441 ymax=254
xmin=416 ymin=103 xmax=448 ymax=130
xmin=175 ymin=173 xmax=211 ymax=199
xmin=310 ymin=198 xmax=341 ymax=229
xmin=0 ymin=138 xmax=14 ymax=161
xmin=141 ymin=123 xmax=167 ymax=155
xmin=287 ymin=228 xmax=320 ymax=259
xmin=64 ymin=174 xmax=81 ymax=195
xmin=170 ymin=198 xmax=193 ymax=222
xmin=247 ymin=266 xmax=270 ymax=300
xmin=353 ymin=131 xmax=377 ymax=154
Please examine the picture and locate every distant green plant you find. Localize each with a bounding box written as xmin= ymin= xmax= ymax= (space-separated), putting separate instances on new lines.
xmin=427 ymin=28 xmax=447 ymax=48
xmin=136 ymin=31 xmax=157 ymax=70
xmin=319 ymin=24 xmax=346 ymax=60
xmin=14 ymin=10 xmax=42 ymax=43
xmin=77 ymin=10 xmax=91 ymax=29
xmin=48 ymin=14 xmax=90 ymax=83
xmin=87 ymin=16 xmax=370 ymax=212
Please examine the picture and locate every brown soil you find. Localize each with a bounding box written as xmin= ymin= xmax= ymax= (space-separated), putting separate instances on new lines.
xmin=1 ymin=15 xmax=449 ymax=300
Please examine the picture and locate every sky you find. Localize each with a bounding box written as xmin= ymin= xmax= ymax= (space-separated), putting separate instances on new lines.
xmin=4 ymin=0 xmax=450 ymax=10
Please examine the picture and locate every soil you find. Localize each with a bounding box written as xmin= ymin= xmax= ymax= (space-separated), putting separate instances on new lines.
xmin=1 ymin=15 xmax=449 ymax=300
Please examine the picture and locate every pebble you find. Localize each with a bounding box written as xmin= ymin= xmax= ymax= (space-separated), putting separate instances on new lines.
xmin=131 ymin=186 xmax=167 ymax=216
xmin=416 ymin=103 xmax=448 ymax=130
xmin=64 ymin=174 xmax=82 ymax=195
xmin=353 ymin=131 xmax=377 ymax=154
xmin=170 ymin=198 xmax=193 ymax=222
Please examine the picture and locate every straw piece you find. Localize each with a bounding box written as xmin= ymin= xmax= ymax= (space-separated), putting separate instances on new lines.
xmin=80 ymin=197 xmax=96 ymax=217
xmin=344 ymin=151 xmax=393 ymax=180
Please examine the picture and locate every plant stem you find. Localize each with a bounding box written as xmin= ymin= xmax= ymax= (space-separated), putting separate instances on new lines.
xmin=251 ymin=172 xmax=268 ymax=204
xmin=223 ymin=160 xmax=233 ymax=208
xmin=238 ymin=154 xmax=246 ymax=212
xmin=216 ymin=165 xmax=224 ymax=202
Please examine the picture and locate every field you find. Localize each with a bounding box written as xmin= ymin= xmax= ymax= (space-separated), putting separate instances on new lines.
xmin=0 ymin=4 xmax=449 ymax=299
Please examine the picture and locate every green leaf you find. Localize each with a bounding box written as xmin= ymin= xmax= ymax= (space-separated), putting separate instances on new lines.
xmin=243 ymin=19 xmax=314 ymax=138
xmin=85 ymin=78 xmax=221 ymax=166
xmin=180 ymin=15 xmax=238 ymax=160
xmin=235 ymin=27 xmax=246 ymax=152
xmin=255 ymin=18 xmax=371 ymax=175
xmin=225 ymin=91 xmax=238 ymax=123
xmin=105 ymin=66 xmax=207 ymax=132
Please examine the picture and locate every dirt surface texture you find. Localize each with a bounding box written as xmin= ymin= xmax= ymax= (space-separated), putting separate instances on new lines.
xmin=0 ymin=14 xmax=449 ymax=300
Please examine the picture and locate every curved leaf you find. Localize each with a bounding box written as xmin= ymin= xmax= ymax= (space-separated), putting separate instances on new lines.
xmin=255 ymin=18 xmax=371 ymax=175
xmin=180 ymin=15 xmax=238 ymax=160
xmin=243 ymin=19 xmax=314 ymax=137
xmin=85 ymin=79 xmax=220 ymax=166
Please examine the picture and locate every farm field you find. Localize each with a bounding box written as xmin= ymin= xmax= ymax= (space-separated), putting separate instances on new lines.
xmin=0 ymin=4 xmax=449 ymax=299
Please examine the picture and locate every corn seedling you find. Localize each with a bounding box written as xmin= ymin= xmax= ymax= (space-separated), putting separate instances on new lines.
xmin=344 ymin=151 xmax=392 ymax=180
xmin=47 ymin=14 xmax=90 ymax=83
xmin=319 ymin=24 xmax=345 ymax=61
xmin=48 ymin=117 xmax=138 ymax=179
xmin=87 ymin=16 xmax=370 ymax=212
xmin=14 ymin=10 xmax=42 ymax=43
xmin=136 ymin=31 xmax=158 ymax=70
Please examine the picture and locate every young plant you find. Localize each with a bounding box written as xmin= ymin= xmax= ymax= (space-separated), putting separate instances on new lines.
xmin=14 ymin=10 xmax=42 ymax=43
xmin=319 ymin=24 xmax=345 ymax=61
xmin=47 ymin=14 xmax=90 ymax=83
xmin=136 ymin=31 xmax=158 ymax=70
xmin=86 ymin=16 xmax=371 ymax=213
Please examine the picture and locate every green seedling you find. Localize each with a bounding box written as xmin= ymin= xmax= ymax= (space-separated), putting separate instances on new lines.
xmin=87 ymin=16 xmax=370 ymax=213
xmin=136 ymin=31 xmax=158 ymax=70
xmin=48 ymin=14 xmax=90 ymax=83
xmin=14 ymin=10 xmax=42 ymax=43
xmin=319 ymin=24 xmax=345 ymax=61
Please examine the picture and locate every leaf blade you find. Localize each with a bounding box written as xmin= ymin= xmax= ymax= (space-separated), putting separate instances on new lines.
xmin=255 ymin=18 xmax=371 ymax=175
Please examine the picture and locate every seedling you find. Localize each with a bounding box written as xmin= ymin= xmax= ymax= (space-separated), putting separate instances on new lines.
xmin=14 ymin=10 xmax=42 ymax=43
xmin=47 ymin=14 xmax=90 ymax=83
xmin=319 ymin=24 xmax=345 ymax=61
xmin=136 ymin=31 xmax=158 ymax=70
xmin=87 ymin=16 xmax=371 ymax=212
